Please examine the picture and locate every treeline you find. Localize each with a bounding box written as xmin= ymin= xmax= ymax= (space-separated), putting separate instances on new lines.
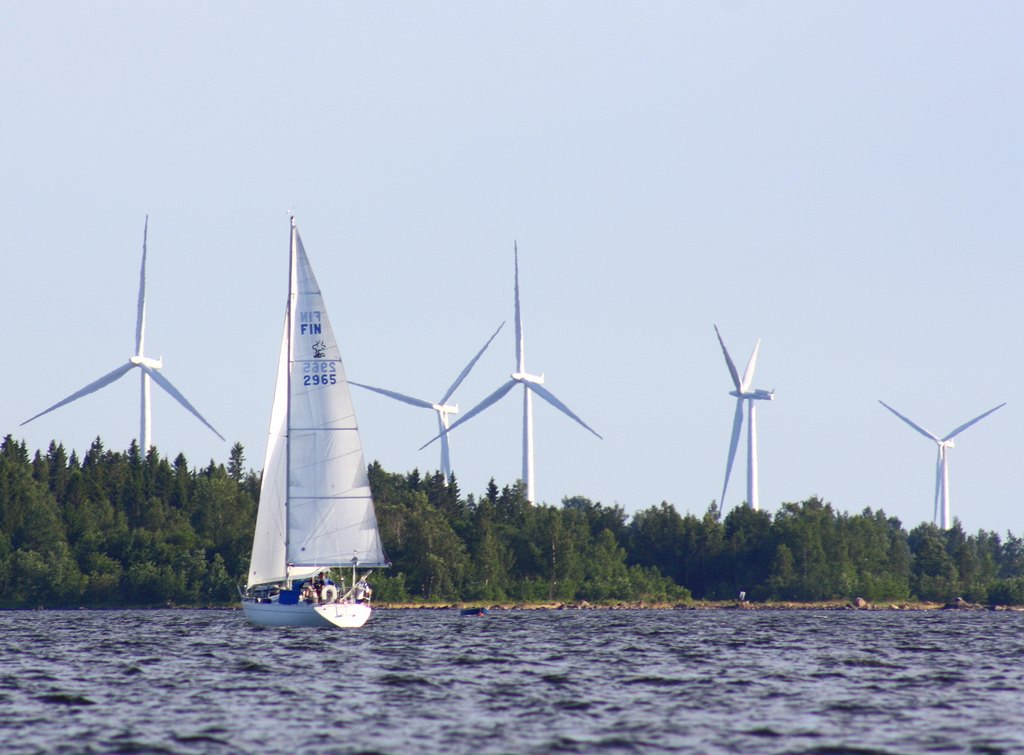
xmin=367 ymin=463 xmax=685 ymax=604
xmin=369 ymin=464 xmax=1024 ymax=605
xmin=2 ymin=435 xmax=1024 ymax=607
xmin=627 ymin=498 xmax=1024 ymax=605
xmin=0 ymin=436 xmax=258 ymax=608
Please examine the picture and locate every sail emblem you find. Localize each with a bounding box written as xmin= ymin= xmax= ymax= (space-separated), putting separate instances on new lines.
xmin=312 ymin=340 xmax=327 ymax=358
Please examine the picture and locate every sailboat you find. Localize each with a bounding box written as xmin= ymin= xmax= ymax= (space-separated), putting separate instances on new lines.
xmin=241 ymin=217 xmax=389 ymax=628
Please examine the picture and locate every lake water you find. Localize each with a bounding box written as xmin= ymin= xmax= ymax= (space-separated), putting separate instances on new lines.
xmin=1 ymin=607 xmax=1022 ymax=753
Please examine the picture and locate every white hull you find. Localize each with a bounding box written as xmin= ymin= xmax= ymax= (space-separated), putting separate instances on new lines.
xmin=242 ymin=598 xmax=372 ymax=628
xmin=314 ymin=601 xmax=372 ymax=628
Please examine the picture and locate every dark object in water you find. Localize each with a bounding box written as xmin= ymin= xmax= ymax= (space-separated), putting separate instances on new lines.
xmin=460 ymin=607 xmax=490 ymax=617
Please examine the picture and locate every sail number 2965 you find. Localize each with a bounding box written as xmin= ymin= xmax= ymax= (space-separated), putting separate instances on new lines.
xmin=303 ymin=361 xmax=337 ymax=386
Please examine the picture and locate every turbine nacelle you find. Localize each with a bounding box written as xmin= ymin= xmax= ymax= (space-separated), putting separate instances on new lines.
xmin=731 ymin=388 xmax=774 ymax=401
xmin=512 ymin=371 xmax=544 ymax=385
xmin=432 ymin=403 xmax=458 ymax=416
xmin=131 ymin=355 xmax=163 ymax=370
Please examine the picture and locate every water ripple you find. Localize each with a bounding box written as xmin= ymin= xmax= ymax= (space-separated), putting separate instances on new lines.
xmin=0 ymin=608 xmax=1023 ymax=753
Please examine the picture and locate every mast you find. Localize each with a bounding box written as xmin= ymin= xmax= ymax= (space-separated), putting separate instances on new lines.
xmin=284 ymin=215 xmax=295 ymax=584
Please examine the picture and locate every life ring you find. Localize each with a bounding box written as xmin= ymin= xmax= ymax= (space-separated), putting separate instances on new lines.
xmin=321 ymin=584 xmax=338 ymax=603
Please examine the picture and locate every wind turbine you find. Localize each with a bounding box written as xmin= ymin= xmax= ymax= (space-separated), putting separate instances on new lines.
xmin=715 ymin=325 xmax=774 ymax=512
xmin=421 ymin=242 xmax=602 ymax=503
xmin=349 ymin=321 xmax=505 ymax=481
xmin=22 ymin=217 xmax=224 ymax=450
xmin=878 ymin=400 xmax=1005 ymax=530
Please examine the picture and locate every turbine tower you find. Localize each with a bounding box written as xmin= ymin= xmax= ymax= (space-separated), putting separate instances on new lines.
xmin=878 ymin=400 xmax=1005 ymax=530
xmin=349 ymin=321 xmax=505 ymax=481
xmin=715 ymin=325 xmax=774 ymax=511
xmin=22 ymin=217 xmax=224 ymax=450
xmin=422 ymin=242 xmax=601 ymax=503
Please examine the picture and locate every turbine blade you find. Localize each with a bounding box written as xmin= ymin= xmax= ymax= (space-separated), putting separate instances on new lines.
xmin=420 ymin=379 xmax=516 ymax=449
xmin=514 ymin=243 xmax=525 ymax=373
xmin=348 ymin=381 xmax=433 ymax=409
xmin=741 ymin=340 xmax=761 ymax=393
xmin=142 ymin=366 xmax=225 ymax=441
xmin=942 ymin=402 xmax=1007 ymax=442
xmin=135 ymin=215 xmax=148 ymax=356
xmin=714 ymin=325 xmax=741 ymax=390
xmin=22 ymin=362 xmax=135 ymax=426
xmin=721 ymin=397 xmax=744 ymax=505
xmin=527 ymin=383 xmax=602 ymax=439
xmin=441 ymin=321 xmax=506 ymax=404
xmin=878 ymin=400 xmax=939 ymax=442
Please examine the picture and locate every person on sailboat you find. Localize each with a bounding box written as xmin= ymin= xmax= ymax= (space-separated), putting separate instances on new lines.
xmin=354 ymin=578 xmax=372 ymax=604
xmin=313 ymin=572 xmax=326 ymax=604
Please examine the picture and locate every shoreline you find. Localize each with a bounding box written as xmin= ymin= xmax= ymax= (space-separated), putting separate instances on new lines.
xmin=6 ymin=599 xmax=1024 ymax=612
xmin=376 ymin=599 xmax=1024 ymax=612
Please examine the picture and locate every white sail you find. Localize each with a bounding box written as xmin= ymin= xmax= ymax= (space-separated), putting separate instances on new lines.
xmin=285 ymin=228 xmax=387 ymax=569
xmin=246 ymin=312 xmax=290 ymax=588
xmin=247 ymin=223 xmax=387 ymax=594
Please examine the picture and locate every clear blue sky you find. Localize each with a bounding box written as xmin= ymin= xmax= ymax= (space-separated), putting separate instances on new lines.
xmin=4 ymin=3 xmax=1022 ymax=534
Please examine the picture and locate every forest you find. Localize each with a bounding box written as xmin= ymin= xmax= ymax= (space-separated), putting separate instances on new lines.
xmin=2 ymin=434 xmax=1024 ymax=608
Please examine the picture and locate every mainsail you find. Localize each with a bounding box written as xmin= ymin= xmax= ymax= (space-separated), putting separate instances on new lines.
xmin=247 ymin=223 xmax=387 ymax=589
